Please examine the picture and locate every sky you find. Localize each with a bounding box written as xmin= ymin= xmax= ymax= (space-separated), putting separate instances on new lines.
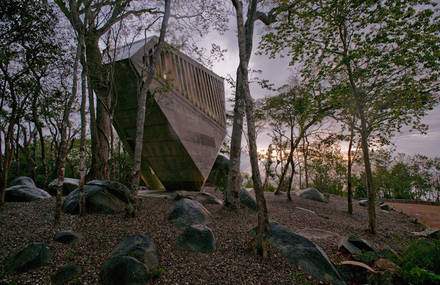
xmin=197 ymin=20 xmax=440 ymax=162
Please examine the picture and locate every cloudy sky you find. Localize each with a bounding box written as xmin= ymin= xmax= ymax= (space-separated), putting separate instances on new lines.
xmin=198 ymin=20 xmax=440 ymax=159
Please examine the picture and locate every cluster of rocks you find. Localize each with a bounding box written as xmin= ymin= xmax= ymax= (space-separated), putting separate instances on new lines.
xmin=4 ymin=230 xmax=83 ymax=285
xmin=168 ymin=198 xmax=216 ymax=253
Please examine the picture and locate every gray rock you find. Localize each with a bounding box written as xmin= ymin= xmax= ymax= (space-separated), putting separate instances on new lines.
xmin=5 ymin=185 xmax=51 ymax=202
xmin=48 ymin=178 xmax=80 ymax=196
xmin=338 ymin=238 xmax=362 ymax=255
xmin=359 ymin=200 xmax=368 ymax=206
xmin=263 ymin=221 xmax=345 ymax=285
xmin=54 ymin=231 xmax=80 ymax=245
xmin=380 ymin=203 xmax=392 ymax=211
xmin=239 ymin=188 xmax=258 ymax=211
xmin=205 ymin=155 xmax=229 ymax=187
xmin=428 ymin=230 xmax=440 ymax=240
xmin=100 ymin=256 xmax=150 ymax=285
xmin=10 ymin=176 xmax=36 ymax=187
xmin=168 ymin=198 xmax=212 ymax=227
xmin=62 ymin=180 xmax=132 ymax=215
xmin=347 ymin=236 xmax=375 ymax=252
xmin=168 ymin=192 xmax=183 ymax=201
xmin=51 ymin=264 xmax=82 ymax=285
xmin=5 ymin=242 xmax=49 ymax=273
xmin=192 ymin=192 xmax=223 ymax=206
xmin=176 ymin=224 xmax=216 ymax=253
xmin=295 ymin=188 xmax=328 ymax=203
xmin=112 ymin=234 xmax=158 ymax=270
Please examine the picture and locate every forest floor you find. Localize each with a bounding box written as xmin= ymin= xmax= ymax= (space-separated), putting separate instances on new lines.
xmin=0 ymin=188 xmax=425 ymax=284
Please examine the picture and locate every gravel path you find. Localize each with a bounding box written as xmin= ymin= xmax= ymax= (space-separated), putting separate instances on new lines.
xmin=0 ymin=189 xmax=420 ymax=284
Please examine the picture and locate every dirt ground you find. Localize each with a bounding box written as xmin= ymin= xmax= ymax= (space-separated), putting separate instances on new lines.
xmin=387 ymin=202 xmax=440 ymax=229
xmin=0 ymin=190 xmax=422 ymax=284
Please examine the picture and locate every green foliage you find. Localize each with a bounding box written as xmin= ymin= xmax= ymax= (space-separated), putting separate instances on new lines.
xmin=243 ymin=173 xmax=254 ymax=188
xmin=354 ymin=251 xmax=379 ymax=266
xmin=264 ymin=183 xmax=276 ymax=192
xmin=399 ymin=239 xmax=440 ymax=285
xmin=151 ymin=267 xmax=165 ymax=278
xmin=63 ymin=251 xmax=75 ymax=260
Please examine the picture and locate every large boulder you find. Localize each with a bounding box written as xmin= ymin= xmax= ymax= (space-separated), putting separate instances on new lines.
xmin=359 ymin=200 xmax=368 ymax=206
xmin=168 ymin=198 xmax=212 ymax=227
xmin=5 ymin=242 xmax=49 ymax=273
xmin=239 ymin=188 xmax=258 ymax=211
xmin=62 ymin=180 xmax=132 ymax=215
xmin=262 ymin=221 xmax=345 ymax=285
xmin=112 ymin=234 xmax=158 ymax=271
xmin=10 ymin=176 xmax=36 ymax=187
xmin=294 ymin=188 xmax=327 ymax=203
xmin=53 ymin=231 xmax=80 ymax=245
xmin=191 ymin=192 xmax=223 ymax=206
xmin=100 ymin=256 xmax=150 ymax=285
xmin=48 ymin=178 xmax=80 ymax=196
xmin=51 ymin=264 xmax=82 ymax=285
xmin=205 ymin=155 xmax=229 ymax=187
xmin=176 ymin=224 xmax=216 ymax=253
xmin=5 ymin=185 xmax=51 ymax=202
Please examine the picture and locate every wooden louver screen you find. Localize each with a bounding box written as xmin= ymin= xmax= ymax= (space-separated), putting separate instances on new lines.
xmin=155 ymin=50 xmax=226 ymax=128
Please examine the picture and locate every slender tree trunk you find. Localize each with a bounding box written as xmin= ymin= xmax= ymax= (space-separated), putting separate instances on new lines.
xmin=303 ymin=136 xmax=309 ymax=188
xmin=347 ymin=124 xmax=354 ymax=215
xmin=287 ymin=129 xmax=295 ymax=201
xmin=0 ymin=128 xmax=14 ymax=205
xmin=54 ymin=43 xmax=80 ymax=225
xmin=225 ymin=67 xmax=244 ymax=209
xmin=130 ymin=0 xmax=171 ymax=217
xmin=36 ymin=122 xmax=47 ymax=186
xmin=342 ymin=22 xmax=376 ymax=233
xmin=232 ymin=0 xmax=270 ymax=256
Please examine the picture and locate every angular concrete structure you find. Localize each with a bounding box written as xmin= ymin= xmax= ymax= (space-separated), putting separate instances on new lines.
xmin=110 ymin=37 xmax=226 ymax=191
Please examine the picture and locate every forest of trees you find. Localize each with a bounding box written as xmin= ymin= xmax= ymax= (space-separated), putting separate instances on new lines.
xmin=1 ymin=0 xmax=439 ymax=255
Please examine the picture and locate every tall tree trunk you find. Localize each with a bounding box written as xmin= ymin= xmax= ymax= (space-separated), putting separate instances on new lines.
xmin=79 ymin=37 xmax=87 ymax=216
xmin=225 ymin=67 xmax=244 ymax=209
xmin=130 ymin=0 xmax=171 ymax=217
xmin=54 ymin=43 xmax=80 ymax=225
xmin=347 ymin=123 xmax=354 ymax=215
xmin=342 ymin=22 xmax=376 ymax=233
xmin=87 ymin=77 xmax=98 ymax=180
xmin=232 ymin=0 xmax=270 ymax=256
xmin=95 ymin=97 xmax=111 ymax=179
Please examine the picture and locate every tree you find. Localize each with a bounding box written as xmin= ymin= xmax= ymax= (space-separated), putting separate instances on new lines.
xmin=54 ymin=44 xmax=80 ymax=224
xmin=261 ymin=0 xmax=440 ymax=233
xmin=130 ymin=0 xmax=171 ymax=217
xmin=226 ymin=0 xmax=278 ymax=256
xmin=259 ymin=82 xmax=332 ymax=199
xmin=0 ymin=0 xmax=60 ymax=204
